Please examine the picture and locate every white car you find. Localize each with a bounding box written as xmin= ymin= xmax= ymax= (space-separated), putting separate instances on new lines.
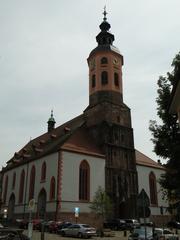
xmin=154 ymin=228 xmax=179 ymax=240
xmin=61 ymin=223 xmax=97 ymax=238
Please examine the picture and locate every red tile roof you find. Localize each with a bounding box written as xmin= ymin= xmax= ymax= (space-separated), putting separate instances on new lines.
xmin=3 ymin=114 xmax=85 ymax=172
xmin=135 ymin=149 xmax=164 ymax=169
xmin=61 ymin=125 xmax=104 ymax=158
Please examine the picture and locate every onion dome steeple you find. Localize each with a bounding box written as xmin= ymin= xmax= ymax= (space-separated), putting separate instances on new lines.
xmin=96 ymin=7 xmax=115 ymax=46
xmin=47 ymin=110 xmax=56 ymax=132
xmin=87 ymin=8 xmax=124 ymax=108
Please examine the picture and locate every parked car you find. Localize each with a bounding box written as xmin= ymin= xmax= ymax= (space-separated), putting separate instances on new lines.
xmin=38 ymin=220 xmax=53 ymax=232
xmin=140 ymin=222 xmax=154 ymax=227
xmin=32 ymin=219 xmax=43 ymax=230
xmin=125 ymin=219 xmax=140 ymax=230
xmin=0 ymin=228 xmax=29 ymax=240
xmin=56 ymin=222 xmax=72 ymax=234
xmin=0 ymin=223 xmax=4 ymax=228
xmin=60 ymin=223 xmax=96 ymax=238
xmin=17 ymin=219 xmax=29 ymax=229
xmin=167 ymin=221 xmax=180 ymax=229
xmin=128 ymin=227 xmax=154 ymax=240
xmin=103 ymin=219 xmax=126 ymax=230
xmin=154 ymin=228 xmax=179 ymax=240
xmin=48 ymin=221 xmax=62 ymax=233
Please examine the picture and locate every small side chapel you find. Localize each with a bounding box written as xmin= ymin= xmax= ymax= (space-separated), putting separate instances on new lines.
xmin=1 ymin=10 xmax=170 ymax=225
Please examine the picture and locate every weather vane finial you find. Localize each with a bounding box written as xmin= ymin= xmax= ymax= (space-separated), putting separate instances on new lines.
xmin=103 ymin=6 xmax=107 ymax=21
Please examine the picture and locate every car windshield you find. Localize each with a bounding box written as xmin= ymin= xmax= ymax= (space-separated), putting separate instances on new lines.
xmin=81 ymin=224 xmax=90 ymax=228
xmin=134 ymin=227 xmax=152 ymax=236
xmin=163 ymin=229 xmax=173 ymax=234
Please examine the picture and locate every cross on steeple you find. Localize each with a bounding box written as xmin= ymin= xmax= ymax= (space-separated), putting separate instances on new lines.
xmin=103 ymin=6 xmax=107 ymax=21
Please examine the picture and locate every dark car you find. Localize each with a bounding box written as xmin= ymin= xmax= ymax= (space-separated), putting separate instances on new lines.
xmin=0 ymin=228 xmax=29 ymax=240
xmin=103 ymin=219 xmax=126 ymax=230
xmin=48 ymin=221 xmax=62 ymax=233
xmin=17 ymin=219 xmax=29 ymax=229
xmin=167 ymin=221 xmax=180 ymax=229
xmin=32 ymin=219 xmax=43 ymax=230
xmin=125 ymin=219 xmax=140 ymax=230
xmin=38 ymin=220 xmax=53 ymax=232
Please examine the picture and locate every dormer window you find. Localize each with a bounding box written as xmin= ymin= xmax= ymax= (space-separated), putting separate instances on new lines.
xmin=101 ymin=57 xmax=108 ymax=64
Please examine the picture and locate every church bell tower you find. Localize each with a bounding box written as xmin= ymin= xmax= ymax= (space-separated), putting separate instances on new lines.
xmin=84 ymin=9 xmax=138 ymax=218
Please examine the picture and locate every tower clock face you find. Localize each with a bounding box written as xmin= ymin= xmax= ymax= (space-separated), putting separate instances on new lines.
xmin=113 ymin=58 xmax=119 ymax=65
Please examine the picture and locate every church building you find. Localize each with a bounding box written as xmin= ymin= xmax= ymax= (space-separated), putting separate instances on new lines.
xmin=1 ymin=11 xmax=170 ymax=225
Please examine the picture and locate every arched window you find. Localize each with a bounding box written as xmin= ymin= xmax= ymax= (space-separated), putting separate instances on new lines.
xmin=3 ymin=175 xmax=8 ymax=203
xmin=12 ymin=172 xmax=16 ymax=189
xmin=19 ymin=170 xmax=25 ymax=203
xmin=29 ymin=166 xmax=35 ymax=200
xmin=149 ymin=172 xmax=158 ymax=205
xmin=101 ymin=57 xmax=108 ymax=64
xmin=92 ymin=75 xmax=96 ymax=88
xmin=79 ymin=160 xmax=90 ymax=201
xmin=101 ymin=71 xmax=108 ymax=85
xmin=41 ymin=162 xmax=46 ymax=181
xmin=49 ymin=177 xmax=56 ymax=200
xmin=114 ymin=73 xmax=119 ymax=86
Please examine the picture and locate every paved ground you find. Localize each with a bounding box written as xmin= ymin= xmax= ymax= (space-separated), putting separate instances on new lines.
xmin=24 ymin=229 xmax=180 ymax=240
xmin=24 ymin=230 xmax=129 ymax=240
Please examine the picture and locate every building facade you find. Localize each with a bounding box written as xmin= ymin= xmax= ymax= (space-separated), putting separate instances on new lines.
xmin=1 ymin=12 xmax=170 ymax=225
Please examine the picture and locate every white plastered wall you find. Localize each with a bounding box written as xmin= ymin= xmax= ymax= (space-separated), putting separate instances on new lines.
xmin=136 ymin=164 xmax=169 ymax=216
xmin=2 ymin=152 xmax=58 ymax=215
xmin=60 ymin=151 xmax=105 ymax=213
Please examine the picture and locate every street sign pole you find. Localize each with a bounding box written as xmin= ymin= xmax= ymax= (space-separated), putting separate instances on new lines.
xmin=75 ymin=207 xmax=79 ymax=223
xmin=28 ymin=199 xmax=35 ymax=240
xmin=28 ymin=210 xmax=33 ymax=240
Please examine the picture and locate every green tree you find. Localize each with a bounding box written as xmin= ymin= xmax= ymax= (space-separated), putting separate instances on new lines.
xmin=149 ymin=52 xmax=180 ymax=206
xmin=89 ymin=186 xmax=112 ymax=220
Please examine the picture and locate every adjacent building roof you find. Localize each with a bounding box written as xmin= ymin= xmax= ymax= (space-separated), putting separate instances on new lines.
xmin=135 ymin=149 xmax=164 ymax=170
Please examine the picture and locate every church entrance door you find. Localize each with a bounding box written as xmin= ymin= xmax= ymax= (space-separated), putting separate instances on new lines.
xmin=8 ymin=193 xmax=15 ymax=220
xmin=37 ymin=189 xmax=46 ymax=219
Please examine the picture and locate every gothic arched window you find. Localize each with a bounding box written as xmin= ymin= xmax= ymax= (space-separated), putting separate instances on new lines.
xmin=29 ymin=166 xmax=35 ymax=200
xmin=3 ymin=175 xmax=8 ymax=203
xmin=12 ymin=172 xmax=16 ymax=189
xmin=114 ymin=73 xmax=119 ymax=86
xmin=101 ymin=71 xmax=108 ymax=85
xmin=41 ymin=162 xmax=46 ymax=181
xmin=79 ymin=160 xmax=90 ymax=201
xmin=92 ymin=74 xmax=96 ymax=88
xmin=101 ymin=57 xmax=108 ymax=64
xmin=49 ymin=177 xmax=56 ymax=200
xmin=19 ymin=169 xmax=25 ymax=203
xmin=149 ymin=172 xmax=158 ymax=205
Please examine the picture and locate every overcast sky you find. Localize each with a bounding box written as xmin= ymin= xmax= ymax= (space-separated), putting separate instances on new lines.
xmin=0 ymin=0 xmax=180 ymax=167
